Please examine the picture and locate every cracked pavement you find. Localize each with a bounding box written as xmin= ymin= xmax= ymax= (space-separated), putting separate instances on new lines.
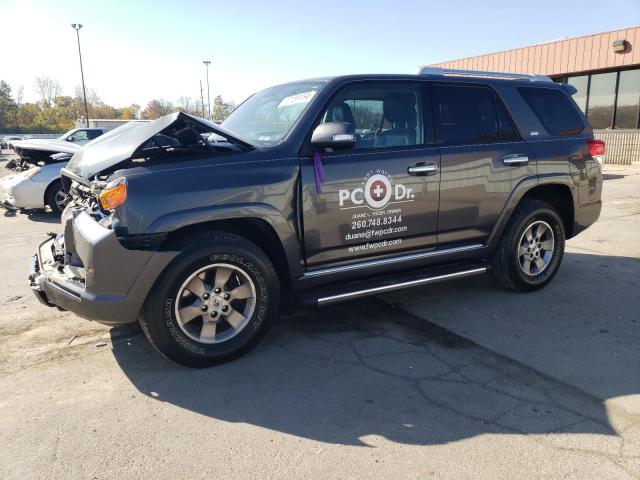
xmin=1 ymin=157 xmax=639 ymax=479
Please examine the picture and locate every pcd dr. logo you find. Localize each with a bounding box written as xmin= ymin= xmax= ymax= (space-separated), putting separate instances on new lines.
xmin=339 ymin=171 xmax=414 ymax=210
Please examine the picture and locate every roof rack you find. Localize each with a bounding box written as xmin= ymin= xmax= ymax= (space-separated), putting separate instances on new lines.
xmin=417 ymin=67 xmax=553 ymax=83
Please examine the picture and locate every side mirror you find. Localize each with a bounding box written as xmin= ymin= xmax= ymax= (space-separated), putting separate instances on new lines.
xmin=311 ymin=122 xmax=357 ymax=151
xmin=66 ymin=137 xmax=75 ymax=142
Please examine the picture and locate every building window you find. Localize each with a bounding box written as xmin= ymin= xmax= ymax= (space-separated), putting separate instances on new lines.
xmin=567 ymin=76 xmax=589 ymax=113
xmin=560 ymin=68 xmax=640 ymax=129
xmin=587 ymin=72 xmax=617 ymax=129
xmin=614 ymin=70 xmax=640 ymax=129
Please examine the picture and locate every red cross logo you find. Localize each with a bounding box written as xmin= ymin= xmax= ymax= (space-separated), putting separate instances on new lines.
xmin=370 ymin=180 xmax=387 ymax=200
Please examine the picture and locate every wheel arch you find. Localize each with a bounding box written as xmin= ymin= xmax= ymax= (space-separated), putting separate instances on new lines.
xmin=488 ymin=175 xmax=577 ymax=245
xmin=520 ymin=184 xmax=574 ymax=238
xmin=43 ymin=177 xmax=63 ymax=208
xmin=158 ymin=214 xmax=301 ymax=299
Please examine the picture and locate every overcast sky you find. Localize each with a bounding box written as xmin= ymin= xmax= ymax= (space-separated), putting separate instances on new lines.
xmin=1 ymin=0 xmax=638 ymax=108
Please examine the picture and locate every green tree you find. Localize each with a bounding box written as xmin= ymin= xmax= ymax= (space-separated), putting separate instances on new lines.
xmin=212 ymin=95 xmax=235 ymax=122
xmin=120 ymin=104 xmax=140 ymax=120
xmin=0 ymin=80 xmax=17 ymax=132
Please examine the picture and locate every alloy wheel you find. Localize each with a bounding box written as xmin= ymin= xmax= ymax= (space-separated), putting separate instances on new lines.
xmin=517 ymin=220 xmax=555 ymax=276
xmin=54 ymin=189 xmax=69 ymax=211
xmin=174 ymin=263 xmax=256 ymax=344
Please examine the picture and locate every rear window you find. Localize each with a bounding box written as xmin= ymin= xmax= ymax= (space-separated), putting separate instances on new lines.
xmin=518 ymin=87 xmax=584 ymax=136
xmin=432 ymin=85 xmax=518 ymax=146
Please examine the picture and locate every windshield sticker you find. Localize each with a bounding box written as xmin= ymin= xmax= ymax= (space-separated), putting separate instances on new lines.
xmin=278 ymin=91 xmax=317 ymax=108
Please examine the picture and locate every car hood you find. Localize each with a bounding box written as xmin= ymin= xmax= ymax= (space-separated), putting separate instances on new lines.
xmin=11 ymin=138 xmax=81 ymax=154
xmin=65 ymin=112 xmax=254 ymax=179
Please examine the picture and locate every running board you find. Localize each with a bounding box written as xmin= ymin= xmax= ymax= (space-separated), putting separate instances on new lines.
xmin=301 ymin=263 xmax=488 ymax=306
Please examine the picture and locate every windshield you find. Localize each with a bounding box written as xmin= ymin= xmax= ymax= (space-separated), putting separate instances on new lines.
xmin=222 ymin=81 xmax=325 ymax=146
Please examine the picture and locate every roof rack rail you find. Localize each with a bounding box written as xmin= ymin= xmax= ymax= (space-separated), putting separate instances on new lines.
xmin=417 ymin=67 xmax=553 ymax=83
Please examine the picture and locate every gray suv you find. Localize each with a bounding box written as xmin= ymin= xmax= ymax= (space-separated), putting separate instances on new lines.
xmin=29 ymin=68 xmax=603 ymax=367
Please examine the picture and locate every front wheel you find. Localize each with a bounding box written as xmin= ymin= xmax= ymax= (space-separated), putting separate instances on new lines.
xmin=140 ymin=231 xmax=280 ymax=367
xmin=491 ymin=200 xmax=566 ymax=292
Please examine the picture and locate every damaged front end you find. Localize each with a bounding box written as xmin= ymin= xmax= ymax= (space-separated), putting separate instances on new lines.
xmin=28 ymin=194 xmax=178 ymax=325
xmin=11 ymin=141 xmax=80 ymax=171
xmin=29 ymin=112 xmax=252 ymax=325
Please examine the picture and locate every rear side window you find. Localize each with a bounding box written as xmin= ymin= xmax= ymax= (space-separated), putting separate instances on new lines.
xmin=87 ymin=130 xmax=103 ymax=140
xmin=518 ymin=87 xmax=584 ymax=136
xmin=432 ymin=85 xmax=518 ymax=145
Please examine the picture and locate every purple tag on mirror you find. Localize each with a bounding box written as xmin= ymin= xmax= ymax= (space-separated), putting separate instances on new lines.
xmin=313 ymin=150 xmax=326 ymax=194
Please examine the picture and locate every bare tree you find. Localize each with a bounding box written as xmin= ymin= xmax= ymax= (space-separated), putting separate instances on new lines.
xmin=34 ymin=76 xmax=62 ymax=108
xmin=177 ymin=96 xmax=200 ymax=115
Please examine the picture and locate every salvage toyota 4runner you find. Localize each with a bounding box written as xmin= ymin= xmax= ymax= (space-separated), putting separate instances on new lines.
xmin=29 ymin=68 xmax=604 ymax=367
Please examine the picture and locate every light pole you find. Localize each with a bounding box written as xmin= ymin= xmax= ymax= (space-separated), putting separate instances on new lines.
xmin=200 ymin=80 xmax=205 ymax=118
xmin=71 ymin=23 xmax=90 ymax=128
xmin=203 ymin=60 xmax=211 ymax=120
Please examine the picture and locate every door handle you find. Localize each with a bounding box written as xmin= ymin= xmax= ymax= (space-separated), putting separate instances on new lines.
xmin=408 ymin=162 xmax=438 ymax=176
xmin=502 ymin=154 xmax=529 ymax=166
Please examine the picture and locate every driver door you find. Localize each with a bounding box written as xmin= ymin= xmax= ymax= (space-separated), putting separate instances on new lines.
xmin=300 ymin=82 xmax=440 ymax=268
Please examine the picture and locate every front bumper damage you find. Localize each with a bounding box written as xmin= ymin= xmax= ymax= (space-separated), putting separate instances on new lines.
xmin=0 ymin=174 xmax=20 ymax=209
xmin=29 ymin=210 xmax=177 ymax=325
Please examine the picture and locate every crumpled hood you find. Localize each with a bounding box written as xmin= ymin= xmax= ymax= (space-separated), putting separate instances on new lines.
xmin=65 ymin=112 xmax=253 ymax=179
xmin=12 ymin=138 xmax=82 ymax=155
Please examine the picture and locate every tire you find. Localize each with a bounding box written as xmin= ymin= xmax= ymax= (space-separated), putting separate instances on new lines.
xmin=491 ymin=199 xmax=565 ymax=292
xmin=45 ymin=179 xmax=69 ymax=216
xmin=140 ymin=231 xmax=280 ymax=367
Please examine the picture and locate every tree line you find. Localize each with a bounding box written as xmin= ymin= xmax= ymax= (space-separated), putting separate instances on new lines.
xmin=0 ymin=76 xmax=236 ymax=134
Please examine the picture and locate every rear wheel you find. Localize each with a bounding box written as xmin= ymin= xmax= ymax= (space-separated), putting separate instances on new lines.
xmin=140 ymin=231 xmax=280 ymax=367
xmin=491 ymin=200 xmax=565 ymax=292
xmin=45 ymin=180 xmax=69 ymax=216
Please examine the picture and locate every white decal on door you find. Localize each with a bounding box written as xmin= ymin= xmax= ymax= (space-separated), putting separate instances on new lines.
xmin=338 ymin=169 xmax=415 ymax=210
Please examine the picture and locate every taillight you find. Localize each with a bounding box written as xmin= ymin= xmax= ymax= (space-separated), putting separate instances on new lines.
xmin=587 ymin=139 xmax=605 ymax=164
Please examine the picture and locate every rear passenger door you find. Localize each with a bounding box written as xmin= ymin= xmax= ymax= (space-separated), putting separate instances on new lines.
xmin=431 ymin=83 xmax=535 ymax=246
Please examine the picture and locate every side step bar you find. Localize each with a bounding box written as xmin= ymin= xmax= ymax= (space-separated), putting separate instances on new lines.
xmin=301 ymin=263 xmax=488 ymax=306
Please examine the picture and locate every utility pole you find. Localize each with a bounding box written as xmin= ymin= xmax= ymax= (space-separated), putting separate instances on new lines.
xmin=200 ymin=80 xmax=205 ymax=118
xmin=203 ymin=60 xmax=211 ymax=120
xmin=71 ymin=23 xmax=90 ymax=127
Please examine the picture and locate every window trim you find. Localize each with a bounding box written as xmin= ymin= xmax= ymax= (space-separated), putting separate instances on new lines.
xmin=430 ymin=82 xmax=522 ymax=147
xmin=303 ymin=80 xmax=433 ymax=157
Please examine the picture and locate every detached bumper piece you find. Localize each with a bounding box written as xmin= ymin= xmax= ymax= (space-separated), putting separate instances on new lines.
xmin=29 ymin=253 xmax=57 ymax=308
xmin=28 ymin=211 xmax=178 ymax=326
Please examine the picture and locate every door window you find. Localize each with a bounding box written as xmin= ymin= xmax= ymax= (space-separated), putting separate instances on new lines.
xmin=68 ymin=130 xmax=89 ymax=142
xmin=432 ymin=84 xmax=518 ymax=145
xmin=320 ymin=85 xmax=423 ymax=149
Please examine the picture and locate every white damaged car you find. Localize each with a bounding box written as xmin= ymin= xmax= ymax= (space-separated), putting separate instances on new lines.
xmin=10 ymin=128 xmax=105 ymax=164
xmin=1 ymin=152 xmax=73 ymax=214
xmin=2 ymin=122 xmax=147 ymax=215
